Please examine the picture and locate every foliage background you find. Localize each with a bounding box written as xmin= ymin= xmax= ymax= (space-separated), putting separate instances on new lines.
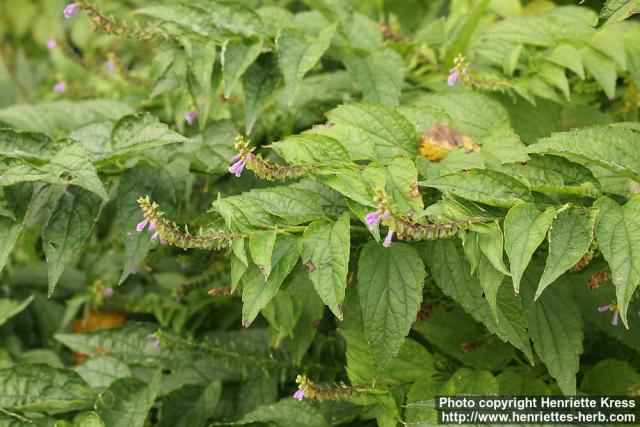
xmin=1 ymin=0 xmax=640 ymax=426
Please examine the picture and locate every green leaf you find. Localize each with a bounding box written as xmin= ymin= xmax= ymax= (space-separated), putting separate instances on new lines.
xmin=159 ymin=382 xmax=221 ymax=427
xmin=521 ymin=269 xmax=583 ymax=395
xmin=73 ymin=355 xmax=131 ymax=389
xmin=116 ymin=161 xmax=183 ymax=284
xmin=95 ymin=371 xmax=161 ymax=427
xmin=479 ymin=125 xmax=529 ymax=164
xmin=593 ymin=196 xmax=640 ymax=328
xmin=0 ymin=100 xmax=133 ymax=135
xmin=223 ymin=38 xmax=263 ymax=98
xmin=451 ymin=367 xmax=499 ymax=394
xmin=424 ymin=239 xmax=533 ymax=362
xmin=0 ymin=296 xmax=33 ymax=328
xmin=339 ymin=47 xmax=404 ymax=106
xmin=0 ymin=183 xmax=31 ymax=274
xmin=477 ymin=254 xmax=505 ymax=321
xmin=385 ymin=157 xmax=423 ymax=215
xmin=242 ymin=54 xmax=281 ymax=134
xmin=277 ymin=24 xmax=336 ymax=105
xmin=600 ymin=0 xmax=640 ymax=26
xmin=496 ymin=371 xmax=551 ymax=395
xmin=270 ymin=134 xmax=350 ymax=163
xmin=187 ymin=41 xmax=217 ymax=130
xmin=405 ymin=378 xmax=455 ymax=425
xmin=413 ymin=305 xmax=516 ymax=371
xmin=42 ymin=187 xmax=102 ymax=295
xmin=326 ymin=103 xmax=418 ymax=162
xmin=0 ymin=129 xmax=54 ymax=161
xmin=242 ymin=236 xmax=301 ymax=326
xmin=249 ymin=230 xmax=278 ymax=280
xmin=110 ymin=114 xmax=190 ymax=159
xmin=582 ymin=359 xmax=640 ymax=394
xmin=476 ymin=222 xmax=509 ymax=275
xmin=0 ymin=143 xmax=108 ymax=201
xmin=580 ymin=46 xmax=617 ymax=99
xmin=536 ymin=205 xmax=595 ymax=299
xmin=548 ymin=44 xmax=584 ymax=78
xmin=0 ymin=364 xmax=93 ymax=414
xmin=302 ymin=212 xmax=350 ymax=320
xmin=443 ymin=0 xmax=489 ymax=66
xmin=234 ymin=399 xmax=329 ymax=427
xmin=421 ymin=169 xmax=533 ymax=208
xmin=357 ymin=242 xmax=425 ymax=370
xmin=504 ymin=203 xmax=555 ymax=293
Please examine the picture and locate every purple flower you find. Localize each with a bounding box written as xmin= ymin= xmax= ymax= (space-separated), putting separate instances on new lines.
xmin=185 ymin=110 xmax=198 ymax=125
xmin=150 ymin=232 xmax=159 ymax=242
xmin=229 ymin=158 xmax=246 ymax=177
xmin=598 ymin=305 xmax=610 ymax=312
xmin=102 ymin=287 xmax=114 ymax=297
xmin=148 ymin=219 xmax=156 ymax=232
xmin=63 ymin=3 xmax=80 ymax=19
xmin=383 ymin=229 xmax=394 ymax=247
xmin=105 ymin=59 xmax=115 ymax=75
xmin=293 ymin=389 xmax=305 ymax=401
xmin=136 ymin=218 xmax=149 ymax=232
xmin=365 ymin=212 xmax=381 ymax=227
xmin=46 ymin=39 xmax=57 ymax=50
xmin=53 ymin=81 xmax=67 ymax=93
xmin=146 ymin=333 xmax=160 ymax=348
xmin=231 ymin=155 xmax=241 ymax=162
xmin=447 ymin=68 xmax=460 ymax=86
xmin=612 ymin=311 xmax=620 ymax=326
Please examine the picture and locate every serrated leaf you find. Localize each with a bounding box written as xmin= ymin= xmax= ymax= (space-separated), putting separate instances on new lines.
xmin=548 ymin=44 xmax=585 ymax=78
xmin=0 ymin=129 xmax=54 ymax=161
xmin=479 ymin=125 xmax=529 ymax=164
xmin=159 ymin=381 xmax=221 ymax=427
xmin=73 ymin=355 xmax=131 ymax=389
xmin=95 ymin=371 xmax=161 ymax=427
xmin=536 ymin=206 xmax=595 ymax=298
xmin=223 ymin=38 xmax=262 ymax=98
xmin=270 ymin=134 xmax=349 ymax=163
xmin=385 ymin=157 xmax=423 ymax=215
xmin=421 ymin=169 xmax=533 ymax=208
xmin=529 ymin=126 xmax=640 ymax=181
xmin=406 ymin=378 xmax=455 ymax=425
xmin=452 ymin=367 xmax=499 ymax=394
xmin=242 ymin=236 xmax=301 ymax=326
xmin=277 ymin=24 xmax=336 ymax=105
xmin=504 ymin=203 xmax=555 ymax=293
xmin=0 ymin=296 xmax=33 ymax=328
xmin=357 ymin=242 xmax=425 ymax=370
xmin=234 ymin=399 xmax=329 ymax=427
xmin=521 ymin=268 xmax=583 ymax=395
xmin=0 ymin=143 xmax=108 ymax=201
xmin=593 ymin=196 xmax=640 ymax=328
xmin=249 ymin=230 xmax=277 ymax=280
xmin=116 ymin=161 xmax=182 ymax=284
xmin=0 ymin=100 xmax=133 ymax=135
xmin=0 ymin=183 xmax=31 ymax=274
xmin=242 ymin=54 xmax=281 ymax=134
xmin=0 ymin=364 xmax=93 ymax=414
xmin=339 ymin=47 xmax=404 ymax=106
xmin=497 ymin=371 xmax=551 ymax=395
xmin=476 ymin=222 xmax=510 ymax=275
xmin=326 ymin=103 xmax=418 ymax=162
xmin=424 ymin=239 xmax=533 ymax=362
xmin=111 ymin=114 xmax=189 ymax=158
xmin=600 ymin=0 xmax=640 ymax=26
xmin=302 ymin=212 xmax=350 ymax=320
xmin=42 ymin=187 xmax=102 ymax=295
xmin=581 ymin=46 xmax=617 ymax=99
xmin=477 ymin=254 xmax=505 ymax=321
xmin=186 ymin=41 xmax=217 ymax=130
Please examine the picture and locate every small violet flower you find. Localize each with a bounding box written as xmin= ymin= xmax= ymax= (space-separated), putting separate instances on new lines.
xmin=150 ymin=232 xmax=159 ymax=243
xmin=383 ymin=229 xmax=394 ymax=247
xmin=148 ymin=219 xmax=156 ymax=232
xmin=46 ymin=38 xmax=57 ymax=50
xmin=447 ymin=68 xmax=460 ymax=86
xmin=365 ymin=211 xmax=381 ymax=227
xmin=146 ymin=333 xmax=161 ymax=349
xmin=185 ymin=110 xmax=198 ymax=125
xmin=63 ymin=3 xmax=80 ymax=19
xmin=229 ymin=153 xmax=252 ymax=178
xmin=293 ymin=389 xmax=305 ymax=401
xmin=105 ymin=59 xmax=116 ymax=75
xmin=136 ymin=218 xmax=149 ymax=232
xmin=102 ymin=287 xmax=114 ymax=297
xmin=598 ymin=304 xmax=620 ymax=326
xmin=53 ymin=81 xmax=67 ymax=93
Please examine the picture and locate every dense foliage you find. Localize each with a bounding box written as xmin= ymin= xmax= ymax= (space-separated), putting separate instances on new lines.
xmin=1 ymin=0 xmax=640 ymax=425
